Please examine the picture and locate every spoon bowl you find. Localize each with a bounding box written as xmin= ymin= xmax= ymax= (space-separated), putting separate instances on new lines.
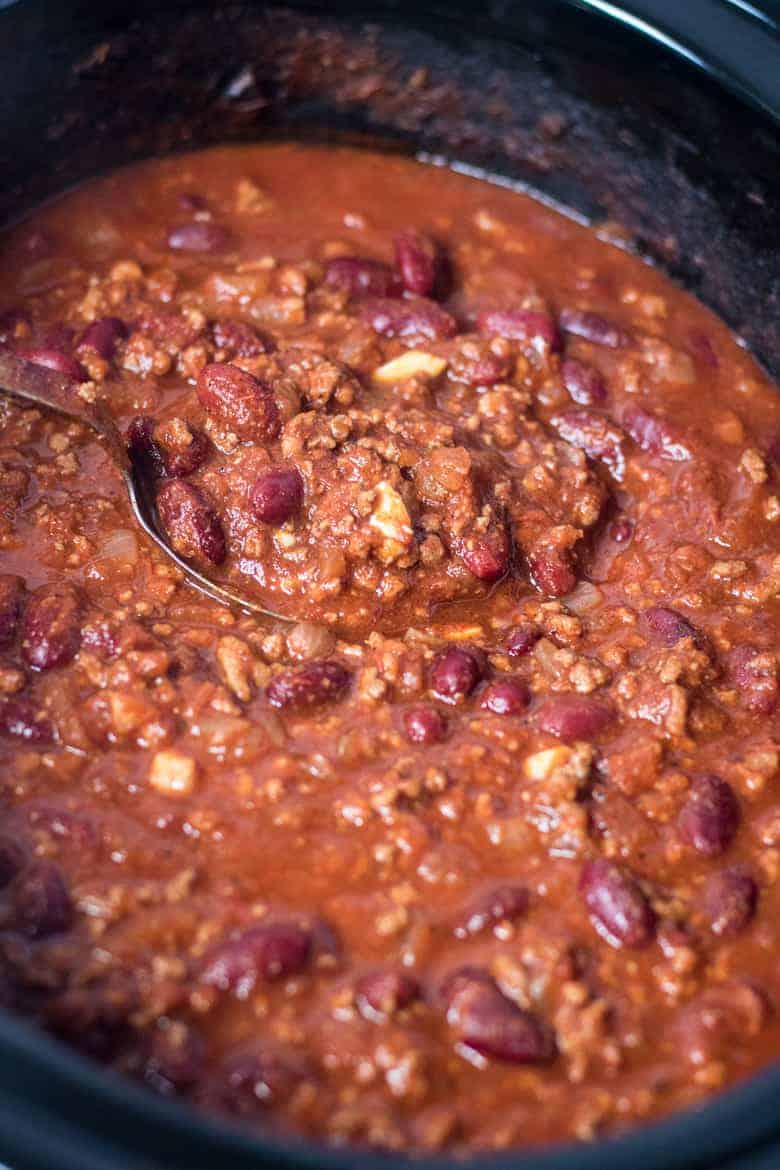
xmin=0 ymin=351 xmax=290 ymax=622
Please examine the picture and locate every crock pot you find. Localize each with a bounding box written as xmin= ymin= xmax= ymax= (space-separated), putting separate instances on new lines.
xmin=0 ymin=2 xmax=778 ymax=1167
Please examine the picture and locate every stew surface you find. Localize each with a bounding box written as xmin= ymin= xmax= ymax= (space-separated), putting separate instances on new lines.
xmin=0 ymin=143 xmax=778 ymax=1154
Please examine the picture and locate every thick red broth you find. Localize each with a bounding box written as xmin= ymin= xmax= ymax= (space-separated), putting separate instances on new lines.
xmin=0 ymin=143 xmax=778 ymax=1153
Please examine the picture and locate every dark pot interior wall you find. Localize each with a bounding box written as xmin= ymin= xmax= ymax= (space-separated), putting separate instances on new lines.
xmin=0 ymin=0 xmax=778 ymax=374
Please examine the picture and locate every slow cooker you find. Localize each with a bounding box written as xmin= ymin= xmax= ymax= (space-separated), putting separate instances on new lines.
xmin=0 ymin=1 xmax=777 ymax=1167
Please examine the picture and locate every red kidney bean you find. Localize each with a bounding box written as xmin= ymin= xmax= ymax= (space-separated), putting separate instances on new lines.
xmin=580 ymin=858 xmax=656 ymax=948
xmin=360 ymin=297 xmax=457 ymax=340
xmin=126 ymin=417 xmax=166 ymax=479
xmin=506 ymin=623 xmax=542 ymax=657
xmin=211 ymin=318 xmax=274 ymax=358
xmin=77 ymin=316 xmax=126 ymax=360
xmin=728 ymin=645 xmax=778 ymax=715
xmin=266 ymin=660 xmax=351 ymax=710
xmin=203 ymin=1048 xmax=308 ymax=1115
xmin=678 ymin=774 xmax=739 ymax=857
xmin=13 ymin=861 xmax=73 ymax=938
xmin=642 ymin=605 xmax=700 ymax=647
xmin=431 ymin=646 xmax=484 ymax=703
xmin=443 ymin=969 xmax=555 ymax=1064
xmin=356 ymin=969 xmax=421 ymax=1019
xmin=537 ymin=693 xmax=614 ymax=741
xmin=200 ymin=921 xmax=312 ymax=995
xmin=452 ymin=347 xmax=512 ymax=387
xmin=559 ymin=308 xmax=628 ymax=348
xmin=144 ymin=1023 xmax=204 ymax=1093
xmin=324 ymin=256 xmax=400 ymax=299
xmin=553 ymin=409 xmax=627 ymax=480
xmin=157 ymin=424 xmax=211 ymax=479
xmin=394 ymin=230 xmax=438 ymax=296
xmin=767 ymin=433 xmax=780 ymax=465
xmin=454 ymin=885 xmax=530 ymax=939
xmin=197 ymin=362 xmax=280 ymax=442
xmin=17 ymin=347 xmax=88 ymax=382
xmin=477 ymin=308 xmax=561 ymax=351
xmin=0 ymin=575 xmax=24 ymax=647
xmin=609 ymin=518 xmax=634 ymax=544
xmin=622 ymin=405 xmax=691 ymax=461
xmin=403 ymin=705 xmax=447 ymax=745
xmin=561 ymin=358 xmax=607 ymax=405
xmin=456 ymin=528 xmax=510 ymax=582
xmin=0 ymin=698 xmax=55 ymax=745
xmin=22 ymin=586 xmax=82 ymax=672
xmin=480 ymin=678 xmax=530 ymax=716
xmin=167 ymin=221 xmax=231 ymax=252
xmin=527 ymin=547 xmax=577 ymax=597
xmin=0 ymin=837 xmax=25 ymax=888
xmin=156 ymin=480 xmax=226 ymax=566
xmin=703 ymin=867 xmax=758 ymax=937
xmin=251 ymin=467 xmax=304 ymax=525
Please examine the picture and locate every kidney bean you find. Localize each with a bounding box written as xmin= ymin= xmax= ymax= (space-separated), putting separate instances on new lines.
xmin=394 ymin=230 xmax=437 ymax=296
xmin=200 ymin=921 xmax=312 ymax=996
xmin=553 ymin=409 xmax=627 ymax=480
xmin=622 ymin=405 xmax=691 ymax=461
xmin=144 ymin=1023 xmax=204 ymax=1093
xmin=537 ymin=693 xmax=614 ymax=741
xmin=251 ymin=467 xmax=304 ymax=525
xmin=324 ymin=256 xmax=400 ymax=299
xmin=126 ymin=417 xmax=166 ymax=479
xmin=451 ymin=346 xmax=512 ymax=387
xmin=678 ymin=774 xmax=739 ymax=857
xmin=266 ymin=660 xmax=351 ymax=710
xmin=211 ymin=318 xmax=274 ymax=358
xmin=0 ymin=575 xmax=24 ymax=647
xmin=767 ymin=432 xmax=780 ymax=465
xmin=457 ymin=528 xmax=510 ymax=582
xmin=13 ymin=860 xmax=73 ymax=938
xmin=204 ymin=1048 xmax=308 ymax=1115
xmin=527 ymin=547 xmax=577 ymax=597
xmin=477 ymin=308 xmax=561 ymax=351
xmin=157 ymin=423 xmax=211 ymax=479
xmin=197 ymin=362 xmax=280 ymax=442
xmin=561 ymin=358 xmax=607 ymax=405
xmin=356 ymin=969 xmax=421 ymax=1019
xmin=454 ymin=885 xmax=530 ymax=939
xmin=403 ymin=705 xmax=447 ymax=745
xmin=642 ymin=606 xmax=700 ymax=647
xmin=431 ymin=646 xmax=483 ymax=703
xmin=728 ymin=645 xmax=778 ymax=715
xmin=0 ymin=698 xmax=55 ymax=745
xmin=17 ymin=347 xmax=88 ymax=383
xmin=506 ymin=623 xmax=542 ymax=657
xmin=156 ymin=480 xmax=226 ymax=566
xmin=360 ymin=297 xmax=457 ymax=340
xmin=480 ymin=678 xmax=530 ymax=716
xmin=703 ymin=867 xmax=758 ymax=937
xmin=0 ymin=837 xmax=25 ymax=888
xmin=443 ymin=969 xmax=555 ymax=1064
xmin=609 ymin=518 xmax=634 ymax=544
xmin=167 ymin=221 xmax=231 ymax=252
xmin=77 ymin=316 xmax=126 ymax=360
xmin=559 ymin=308 xmax=628 ymax=348
xmin=22 ymin=586 xmax=81 ymax=672
xmin=579 ymin=858 xmax=655 ymax=948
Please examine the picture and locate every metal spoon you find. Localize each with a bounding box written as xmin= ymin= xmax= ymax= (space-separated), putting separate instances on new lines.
xmin=0 ymin=351 xmax=288 ymax=621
